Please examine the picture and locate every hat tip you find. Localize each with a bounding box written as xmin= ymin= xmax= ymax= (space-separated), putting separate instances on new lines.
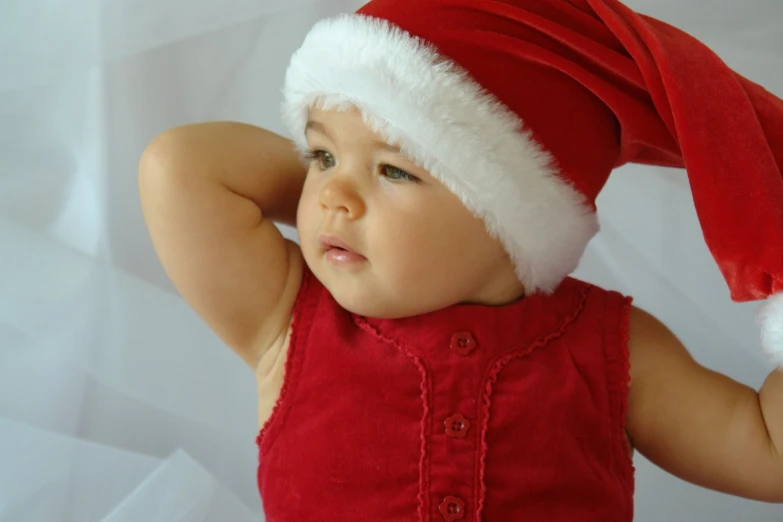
xmin=758 ymin=292 xmax=783 ymax=369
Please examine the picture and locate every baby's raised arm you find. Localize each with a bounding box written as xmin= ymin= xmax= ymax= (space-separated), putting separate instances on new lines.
xmin=139 ymin=122 xmax=305 ymax=369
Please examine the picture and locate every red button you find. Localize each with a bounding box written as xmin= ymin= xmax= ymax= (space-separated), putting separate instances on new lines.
xmin=444 ymin=413 xmax=470 ymax=439
xmin=439 ymin=496 xmax=465 ymax=521
xmin=450 ymin=332 xmax=476 ymax=355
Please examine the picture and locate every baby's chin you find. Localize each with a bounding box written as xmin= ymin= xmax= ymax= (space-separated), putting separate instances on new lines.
xmin=314 ymin=271 xmax=417 ymax=319
xmin=327 ymin=282 xmax=408 ymax=319
xmin=304 ymin=252 xmax=443 ymax=319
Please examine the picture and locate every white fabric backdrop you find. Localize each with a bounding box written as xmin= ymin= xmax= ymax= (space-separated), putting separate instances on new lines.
xmin=1 ymin=0 xmax=781 ymax=520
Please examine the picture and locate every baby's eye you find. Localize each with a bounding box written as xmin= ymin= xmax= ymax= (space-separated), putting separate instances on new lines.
xmin=381 ymin=165 xmax=420 ymax=184
xmin=304 ymin=150 xmax=336 ymax=170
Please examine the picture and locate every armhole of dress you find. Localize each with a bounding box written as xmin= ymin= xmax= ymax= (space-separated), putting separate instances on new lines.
xmin=605 ymin=292 xmax=636 ymax=486
xmin=256 ymin=262 xmax=319 ymax=453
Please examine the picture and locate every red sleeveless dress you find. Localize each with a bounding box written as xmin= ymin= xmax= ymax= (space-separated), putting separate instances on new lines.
xmin=256 ymin=264 xmax=635 ymax=521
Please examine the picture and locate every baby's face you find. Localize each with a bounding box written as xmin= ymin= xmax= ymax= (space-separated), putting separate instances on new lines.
xmin=296 ymin=106 xmax=524 ymax=319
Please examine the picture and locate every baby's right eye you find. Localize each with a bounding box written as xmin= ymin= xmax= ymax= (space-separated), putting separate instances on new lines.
xmin=303 ymin=150 xmax=336 ymax=170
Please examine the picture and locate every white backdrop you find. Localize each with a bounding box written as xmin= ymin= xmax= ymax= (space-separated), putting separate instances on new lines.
xmin=1 ymin=0 xmax=782 ymax=520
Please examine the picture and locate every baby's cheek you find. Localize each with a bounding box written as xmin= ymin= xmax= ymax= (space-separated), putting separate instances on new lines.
xmin=296 ymin=188 xmax=320 ymax=228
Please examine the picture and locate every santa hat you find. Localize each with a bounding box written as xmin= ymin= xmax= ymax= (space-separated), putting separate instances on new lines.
xmin=281 ymin=0 xmax=783 ymax=367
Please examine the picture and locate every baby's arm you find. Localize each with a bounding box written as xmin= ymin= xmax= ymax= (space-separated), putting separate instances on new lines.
xmin=139 ymin=122 xmax=306 ymax=369
xmin=626 ymin=306 xmax=783 ymax=502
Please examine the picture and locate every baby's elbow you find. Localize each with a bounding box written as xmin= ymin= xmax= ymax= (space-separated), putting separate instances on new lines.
xmin=138 ymin=128 xmax=185 ymax=181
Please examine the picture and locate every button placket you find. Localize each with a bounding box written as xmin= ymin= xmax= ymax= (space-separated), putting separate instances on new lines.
xmin=434 ymin=332 xmax=478 ymax=520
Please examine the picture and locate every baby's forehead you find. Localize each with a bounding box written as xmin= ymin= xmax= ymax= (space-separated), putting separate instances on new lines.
xmin=307 ymin=104 xmax=379 ymax=136
xmin=309 ymin=102 xmax=361 ymax=116
xmin=307 ymin=105 xmax=409 ymax=156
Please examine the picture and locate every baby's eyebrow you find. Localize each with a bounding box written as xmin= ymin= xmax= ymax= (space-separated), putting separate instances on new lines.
xmin=370 ymin=139 xmax=402 ymax=154
xmin=305 ymin=120 xmax=329 ymax=136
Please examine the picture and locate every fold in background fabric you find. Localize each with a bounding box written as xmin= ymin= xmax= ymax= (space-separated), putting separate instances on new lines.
xmin=0 ymin=0 xmax=781 ymax=520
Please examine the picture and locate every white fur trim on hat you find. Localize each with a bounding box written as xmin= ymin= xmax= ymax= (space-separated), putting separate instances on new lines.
xmin=758 ymin=292 xmax=783 ymax=368
xmin=281 ymin=14 xmax=598 ymax=293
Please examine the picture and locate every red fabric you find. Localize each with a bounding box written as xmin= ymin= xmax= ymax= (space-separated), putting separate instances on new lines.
xmin=357 ymin=0 xmax=783 ymax=302
xmin=256 ymin=265 xmax=635 ymax=521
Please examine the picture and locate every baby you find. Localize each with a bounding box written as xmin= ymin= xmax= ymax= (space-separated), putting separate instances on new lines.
xmin=139 ymin=0 xmax=783 ymax=520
